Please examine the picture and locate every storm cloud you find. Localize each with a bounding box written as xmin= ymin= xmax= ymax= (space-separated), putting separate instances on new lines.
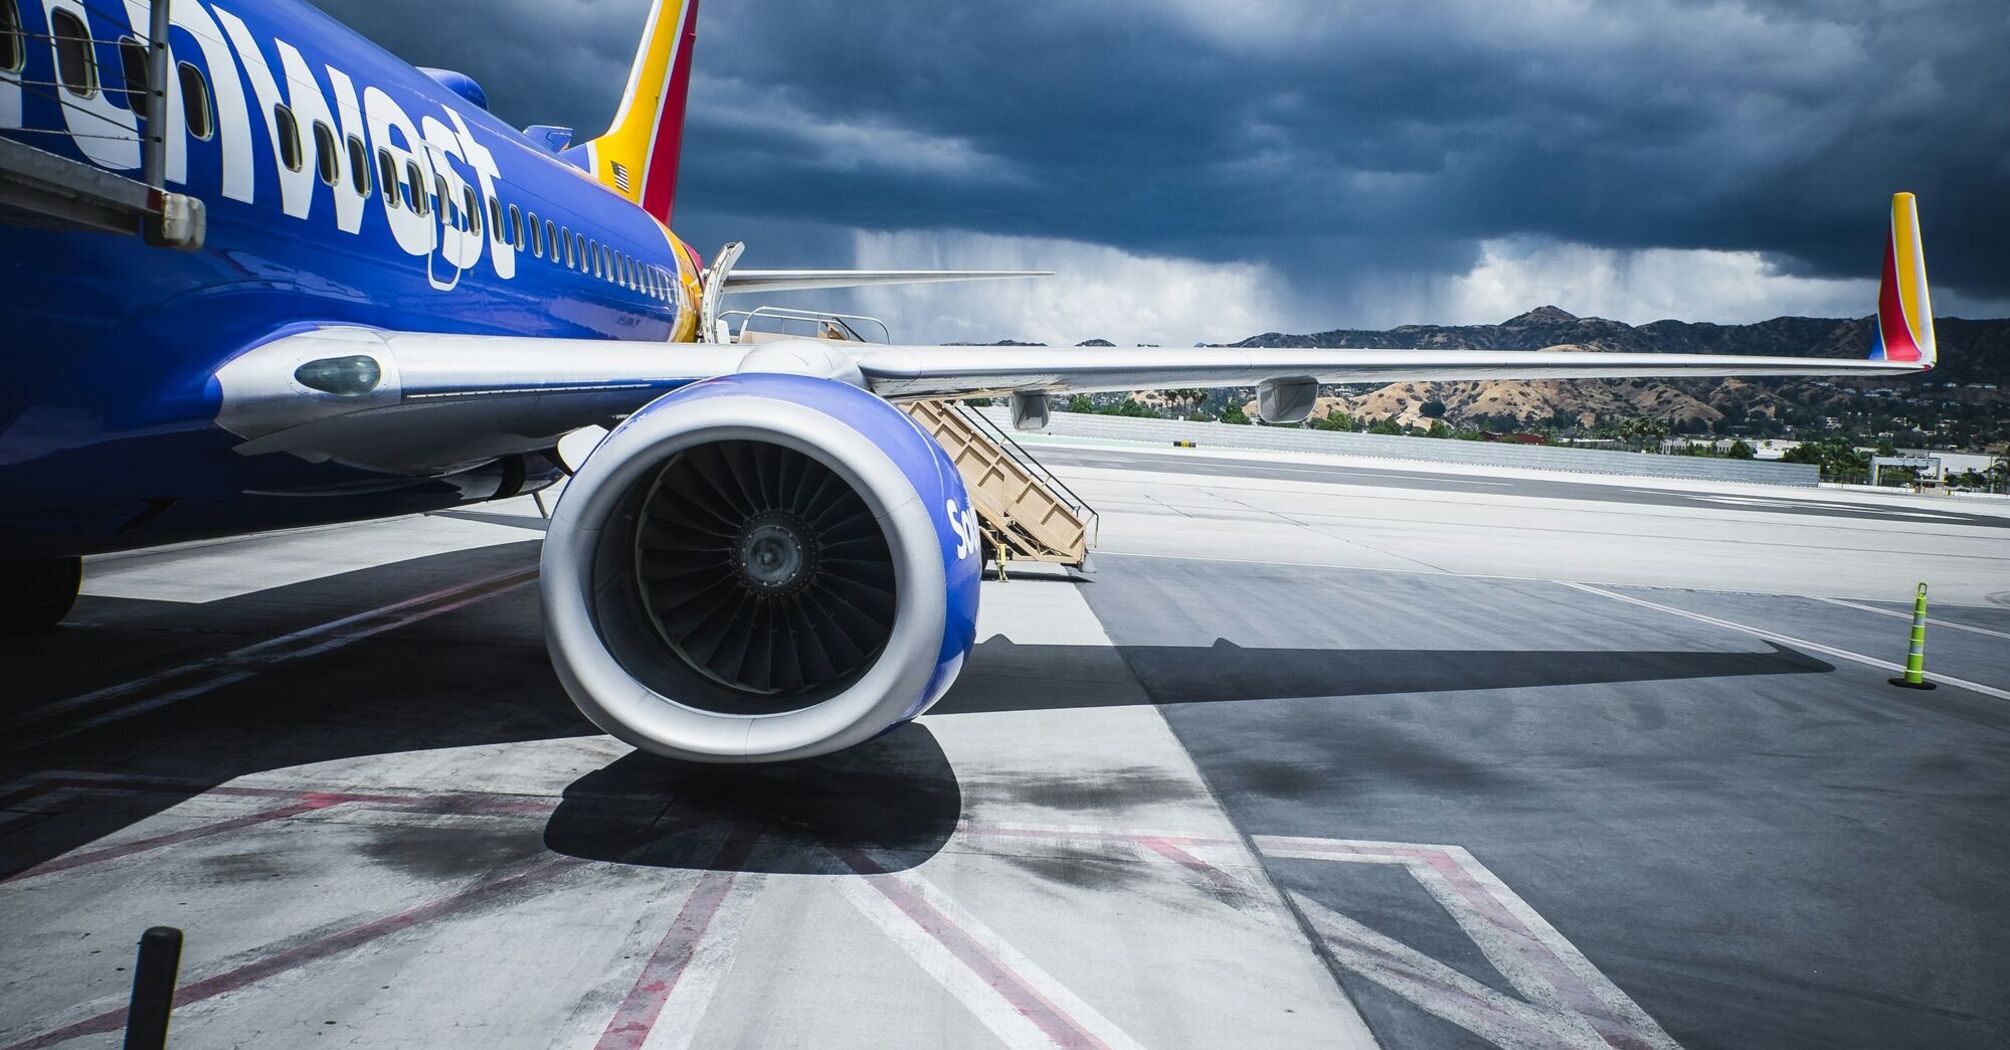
xmin=310 ymin=0 xmax=2010 ymax=341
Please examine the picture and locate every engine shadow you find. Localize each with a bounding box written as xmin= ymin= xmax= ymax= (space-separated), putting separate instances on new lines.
xmin=933 ymin=637 xmax=1833 ymax=714
xmin=543 ymin=723 xmax=958 ymax=874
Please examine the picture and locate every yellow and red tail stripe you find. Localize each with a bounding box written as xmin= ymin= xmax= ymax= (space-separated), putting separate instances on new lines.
xmin=582 ymin=0 xmax=702 ymax=225
xmin=1871 ymin=192 xmax=1935 ymax=367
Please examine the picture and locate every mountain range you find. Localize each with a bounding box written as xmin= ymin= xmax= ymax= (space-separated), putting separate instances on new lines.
xmin=1217 ymin=308 xmax=2010 ymax=439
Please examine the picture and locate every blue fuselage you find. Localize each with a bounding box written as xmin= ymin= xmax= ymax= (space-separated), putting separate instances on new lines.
xmin=2 ymin=0 xmax=698 ymax=556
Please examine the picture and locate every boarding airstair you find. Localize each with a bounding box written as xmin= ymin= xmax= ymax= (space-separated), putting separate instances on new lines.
xmin=899 ymin=399 xmax=1097 ymax=570
xmin=0 ymin=5 xmax=205 ymax=248
xmin=717 ymin=297 xmax=1097 ymax=572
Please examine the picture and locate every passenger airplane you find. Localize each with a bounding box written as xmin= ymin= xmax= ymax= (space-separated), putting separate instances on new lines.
xmin=0 ymin=0 xmax=1939 ymax=761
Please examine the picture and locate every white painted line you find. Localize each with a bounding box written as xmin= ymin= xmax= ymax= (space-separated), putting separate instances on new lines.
xmin=887 ymin=866 xmax=1149 ymax=1050
xmin=1293 ymin=894 xmax=1621 ymax=1050
xmin=1810 ymin=596 xmax=2010 ymax=642
xmin=637 ymin=876 xmax=765 ymax=1050
xmin=1 ymin=569 xmax=536 ymax=748
xmin=1562 ymin=583 xmax=2010 ymax=701
xmin=833 ymin=874 xmax=1073 ymax=1050
xmin=1260 ymin=838 xmax=1680 ymax=1050
xmin=833 ymin=856 xmax=1147 ymax=1050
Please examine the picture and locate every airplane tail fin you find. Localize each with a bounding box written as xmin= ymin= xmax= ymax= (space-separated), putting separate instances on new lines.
xmin=570 ymin=0 xmax=702 ymax=225
xmin=1871 ymin=192 xmax=1936 ymax=368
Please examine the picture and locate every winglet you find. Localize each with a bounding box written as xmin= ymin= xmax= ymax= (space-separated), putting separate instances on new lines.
xmin=1871 ymin=192 xmax=1936 ymax=369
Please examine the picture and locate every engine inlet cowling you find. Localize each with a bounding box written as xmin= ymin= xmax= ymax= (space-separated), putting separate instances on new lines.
xmin=540 ymin=373 xmax=980 ymax=763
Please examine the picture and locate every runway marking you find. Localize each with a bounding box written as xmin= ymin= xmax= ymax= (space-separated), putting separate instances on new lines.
xmin=1809 ymin=595 xmax=2010 ymax=641
xmin=0 ymin=566 xmax=538 ymax=751
xmin=1259 ymin=838 xmax=1680 ymax=1050
xmin=6 ymin=772 xmax=1669 ymax=1050
xmin=593 ymin=831 xmax=762 ymax=1050
xmin=0 ymin=773 xmax=560 ymax=882
xmin=833 ymin=846 xmax=1146 ymax=1050
xmin=1563 ymin=583 xmax=2010 ymax=701
xmin=3 ymin=798 xmax=336 ymax=883
xmin=0 ymin=856 xmax=585 ymax=1050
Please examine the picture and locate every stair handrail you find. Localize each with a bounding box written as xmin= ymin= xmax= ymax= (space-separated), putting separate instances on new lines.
xmin=953 ymin=402 xmax=1099 ymax=545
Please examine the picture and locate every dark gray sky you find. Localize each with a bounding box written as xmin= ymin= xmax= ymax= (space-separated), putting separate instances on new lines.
xmin=311 ymin=0 xmax=2010 ymax=342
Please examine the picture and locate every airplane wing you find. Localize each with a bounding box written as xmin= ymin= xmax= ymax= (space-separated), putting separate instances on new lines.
xmin=848 ymin=344 xmax=1923 ymax=400
xmin=216 ymin=194 xmax=1936 ymax=476
xmin=720 ymin=269 xmax=1052 ymax=293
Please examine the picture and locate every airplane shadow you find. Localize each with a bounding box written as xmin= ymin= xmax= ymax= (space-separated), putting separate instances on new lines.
xmin=1 ymin=542 xmax=1833 ymax=883
xmin=931 ymin=637 xmax=1834 ymax=714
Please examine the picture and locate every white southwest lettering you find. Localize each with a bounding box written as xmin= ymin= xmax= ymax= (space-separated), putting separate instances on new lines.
xmin=364 ymin=85 xmax=438 ymax=259
xmin=445 ymin=109 xmax=512 ymax=280
xmin=421 ymin=114 xmax=481 ymax=281
xmin=215 ymin=7 xmax=327 ymax=221
xmin=176 ymin=0 xmax=254 ymax=203
xmin=321 ymin=65 xmax=368 ymax=235
xmin=49 ymin=0 xmax=526 ymax=284
xmin=46 ymin=0 xmax=138 ymax=170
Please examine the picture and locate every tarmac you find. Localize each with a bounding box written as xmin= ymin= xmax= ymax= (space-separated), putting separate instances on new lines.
xmin=4 ymin=440 xmax=2008 ymax=1049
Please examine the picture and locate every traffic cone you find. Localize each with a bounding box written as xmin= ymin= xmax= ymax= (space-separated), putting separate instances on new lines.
xmin=1888 ymin=582 xmax=1936 ymax=690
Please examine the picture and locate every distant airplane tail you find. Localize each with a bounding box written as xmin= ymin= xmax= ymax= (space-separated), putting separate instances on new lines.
xmin=1871 ymin=192 xmax=1936 ymax=368
xmin=571 ymin=0 xmax=702 ymax=225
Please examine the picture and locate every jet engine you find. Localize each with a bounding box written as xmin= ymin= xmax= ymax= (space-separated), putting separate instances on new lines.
xmin=540 ymin=373 xmax=981 ymax=762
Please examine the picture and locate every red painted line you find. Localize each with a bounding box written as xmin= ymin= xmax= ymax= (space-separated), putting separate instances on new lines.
xmin=1135 ymin=836 xmax=1249 ymax=898
xmin=593 ymin=831 xmax=758 ymax=1049
xmin=3 ymin=798 xmax=339 ymax=883
xmin=832 ymin=846 xmax=1113 ymax=1050
xmin=20 ymin=774 xmax=559 ymax=816
xmin=0 ymin=857 xmax=581 ymax=1050
xmin=0 ymin=781 xmax=67 ymax=812
xmin=3 ymin=781 xmax=559 ymax=883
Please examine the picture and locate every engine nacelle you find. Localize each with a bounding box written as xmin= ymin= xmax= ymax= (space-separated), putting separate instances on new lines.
xmin=541 ymin=374 xmax=981 ymax=762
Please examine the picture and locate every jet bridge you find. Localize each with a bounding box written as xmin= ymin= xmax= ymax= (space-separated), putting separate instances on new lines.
xmin=720 ymin=305 xmax=1097 ymax=571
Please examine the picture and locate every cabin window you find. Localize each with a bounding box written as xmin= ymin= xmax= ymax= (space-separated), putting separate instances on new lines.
xmin=178 ymin=63 xmax=212 ymax=140
xmin=346 ymin=135 xmax=369 ymax=195
xmin=406 ymin=161 xmax=426 ymax=214
xmin=273 ymin=104 xmax=302 ymax=171
xmin=546 ymin=221 xmax=558 ymax=262
xmin=561 ymin=227 xmax=574 ymax=268
xmin=1 ymin=0 xmax=24 ymax=74
xmin=378 ymin=149 xmax=399 ymax=208
xmin=434 ymin=176 xmax=452 ymax=226
xmin=587 ymin=240 xmax=600 ymax=277
xmin=527 ymin=212 xmax=542 ymax=257
xmin=313 ymin=122 xmax=338 ymax=185
xmin=51 ymin=9 xmax=96 ymax=99
xmin=117 ymin=36 xmax=147 ymax=110
xmin=488 ymin=197 xmax=503 ymax=240
xmin=465 ymin=186 xmax=481 ymax=236
xmin=508 ymin=204 xmax=523 ymax=250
